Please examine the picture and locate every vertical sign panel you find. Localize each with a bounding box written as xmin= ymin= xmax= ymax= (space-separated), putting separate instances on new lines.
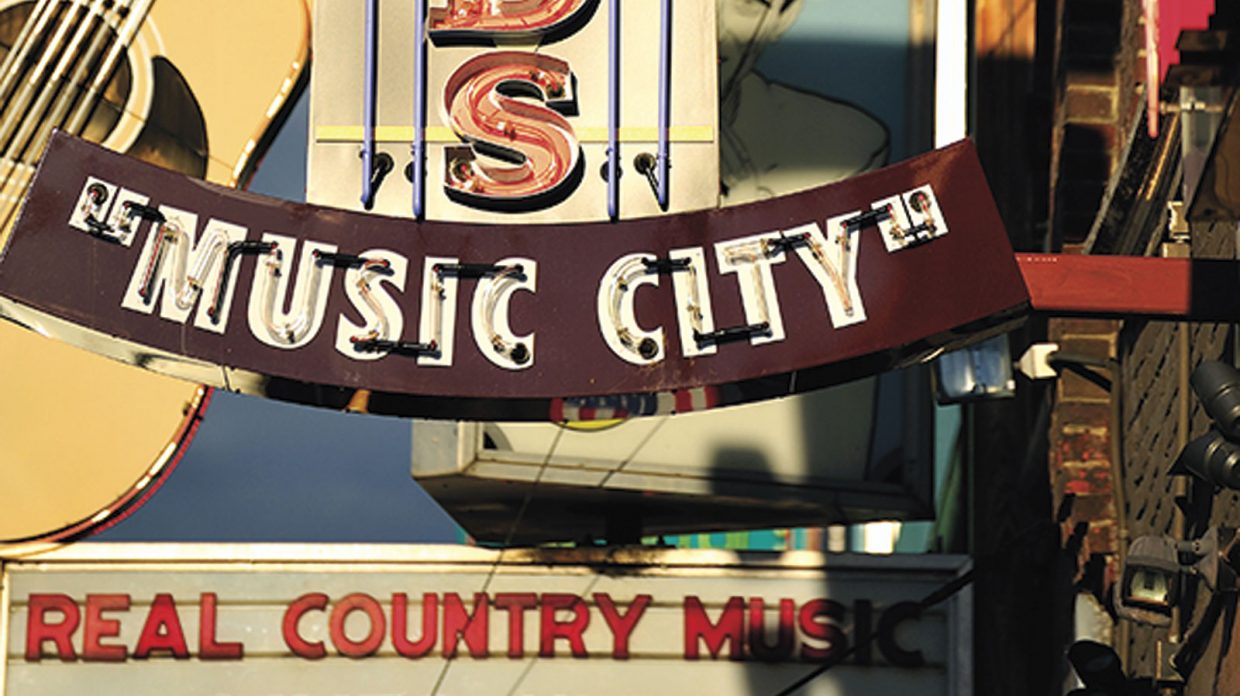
xmin=307 ymin=0 xmax=718 ymax=223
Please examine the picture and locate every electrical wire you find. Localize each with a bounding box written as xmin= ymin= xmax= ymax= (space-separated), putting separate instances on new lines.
xmin=427 ymin=426 xmax=566 ymax=696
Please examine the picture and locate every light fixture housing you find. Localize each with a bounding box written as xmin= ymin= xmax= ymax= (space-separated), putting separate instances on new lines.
xmin=933 ymin=333 xmax=1015 ymax=403
xmin=1115 ymin=535 xmax=1179 ymax=627
xmin=1115 ymin=528 xmax=1238 ymax=628
xmin=1176 ymin=429 xmax=1240 ymax=490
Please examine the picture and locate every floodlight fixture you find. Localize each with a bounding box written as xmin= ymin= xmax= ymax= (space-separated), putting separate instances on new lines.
xmin=1191 ymin=360 xmax=1240 ymax=441
xmin=1115 ymin=535 xmax=1179 ymax=627
xmin=1173 ymin=361 xmax=1240 ymax=489
xmin=1115 ymin=528 xmax=1239 ymax=627
xmin=1176 ymin=430 xmax=1240 ymax=489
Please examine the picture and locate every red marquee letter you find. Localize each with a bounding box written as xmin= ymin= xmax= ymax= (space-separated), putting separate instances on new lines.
xmin=329 ymin=593 xmax=385 ymax=658
xmin=494 ymin=592 xmax=537 ymax=658
xmin=799 ymin=599 xmax=847 ymax=662
xmin=747 ymin=597 xmax=795 ymax=662
xmin=282 ymin=593 xmax=328 ymax=659
xmin=392 ymin=593 xmax=438 ymax=658
xmin=877 ymin=601 xmax=926 ymax=668
xmin=683 ymin=596 xmax=744 ymax=660
xmin=199 ymin=593 xmax=243 ymax=660
xmin=443 ymin=592 xmax=489 ymax=658
xmin=594 ymin=593 xmax=650 ymax=660
xmin=429 ymin=0 xmax=597 ymax=44
xmin=82 ymin=594 xmax=129 ymax=662
xmin=133 ymin=594 xmax=189 ymax=659
xmin=25 ymin=594 xmax=79 ymax=662
xmin=539 ymin=593 xmax=589 ymax=658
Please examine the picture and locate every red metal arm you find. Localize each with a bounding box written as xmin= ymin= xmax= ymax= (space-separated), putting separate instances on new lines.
xmin=1017 ymin=253 xmax=1240 ymax=322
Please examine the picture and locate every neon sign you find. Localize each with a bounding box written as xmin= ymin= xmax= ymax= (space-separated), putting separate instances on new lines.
xmin=0 ymin=134 xmax=1028 ymax=421
xmin=442 ymin=53 xmax=583 ymax=210
xmin=428 ymin=0 xmax=599 ymax=43
xmin=426 ymin=0 xmax=595 ymax=213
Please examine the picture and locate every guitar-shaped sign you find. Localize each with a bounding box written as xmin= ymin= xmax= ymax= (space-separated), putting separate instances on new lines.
xmin=0 ymin=0 xmax=309 ymax=553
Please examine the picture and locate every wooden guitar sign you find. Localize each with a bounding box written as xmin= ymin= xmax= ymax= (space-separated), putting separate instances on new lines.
xmin=0 ymin=0 xmax=309 ymax=553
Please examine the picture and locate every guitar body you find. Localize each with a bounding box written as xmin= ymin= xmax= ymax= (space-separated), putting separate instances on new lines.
xmin=0 ymin=0 xmax=309 ymax=552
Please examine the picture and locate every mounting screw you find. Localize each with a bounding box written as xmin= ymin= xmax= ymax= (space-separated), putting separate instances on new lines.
xmin=511 ymin=343 xmax=530 ymax=365
xmin=86 ymin=182 xmax=108 ymax=207
xmin=910 ymin=190 xmax=930 ymax=213
xmin=600 ymin=161 xmax=623 ymax=182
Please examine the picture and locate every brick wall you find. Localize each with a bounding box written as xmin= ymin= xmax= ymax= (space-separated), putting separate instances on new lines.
xmin=1050 ymin=0 xmax=1135 ymax=248
xmin=1045 ymin=0 xmax=1141 ymax=605
xmin=1048 ymin=319 xmax=1120 ymax=588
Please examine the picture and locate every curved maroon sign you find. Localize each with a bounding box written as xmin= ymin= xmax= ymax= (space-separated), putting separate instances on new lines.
xmin=0 ymin=133 xmax=1027 ymax=420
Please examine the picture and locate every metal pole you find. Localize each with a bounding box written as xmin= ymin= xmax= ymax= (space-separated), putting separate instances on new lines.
xmin=656 ymin=0 xmax=671 ymax=210
xmin=412 ymin=0 xmax=427 ymax=220
xmin=361 ymin=0 xmax=378 ymax=209
xmin=607 ymin=0 xmax=620 ymax=221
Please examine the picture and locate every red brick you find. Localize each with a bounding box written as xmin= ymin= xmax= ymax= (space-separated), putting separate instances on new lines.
xmin=1103 ymin=556 xmax=1118 ymax=588
xmin=1085 ymin=521 xmax=1119 ymax=554
xmin=1059 ymin=466 xmax=1113 ymax=502
xmin=1061 ymin=370 xmax=1111 ymax=400
xmin=1057 ymin=431 xmax=1112 ymax=469
xmin=1070 ymin=493 xmax=1117 ymax=520
xmin=1053 ymin=401 xmax=1112 ymax=427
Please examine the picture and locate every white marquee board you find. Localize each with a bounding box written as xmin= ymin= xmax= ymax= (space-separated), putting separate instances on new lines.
xmin=2 ymin=544 xmax=970 ymax=695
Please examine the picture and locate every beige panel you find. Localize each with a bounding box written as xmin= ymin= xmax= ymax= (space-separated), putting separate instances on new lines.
xmin=307 ymin=0 xmax=719 ymax=222
xmin=3 ymin=545 xmax=970 ymax=696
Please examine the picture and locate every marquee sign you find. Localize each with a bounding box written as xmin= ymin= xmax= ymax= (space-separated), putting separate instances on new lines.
xmin=1 ymin=544 xmax=972 ymax=695
xmin=0 ymin=133 xmax=1027 ymax=421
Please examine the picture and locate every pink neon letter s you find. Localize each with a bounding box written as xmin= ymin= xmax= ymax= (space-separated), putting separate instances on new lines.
xmin=429 ymin=0 xmax=598 ymax=44
xmin=441 ymin=52 xmax=583 ymax=211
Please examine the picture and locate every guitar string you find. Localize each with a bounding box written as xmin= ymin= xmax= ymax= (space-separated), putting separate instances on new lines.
xmin=26 ymin=0 xmax=117 ymax=156
xmin=2 ymin=0 xmax=111 ymax=181
xmin=61 ymin=0 xmax=151 ymax=135
xmin=0 ymin=0 xmax=57 ymax=111
xmin=426 ymin=425 xmax=566 ymax=696
xmin=0 ymin=0 xmax=148 ymax=233
xmin=0 ymin=0 xmax=92 ymax=226
xmin=0 ymin=0 xmax=113 ymax=221
xmin=0 ymin=0 xmax=88 ymax=151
